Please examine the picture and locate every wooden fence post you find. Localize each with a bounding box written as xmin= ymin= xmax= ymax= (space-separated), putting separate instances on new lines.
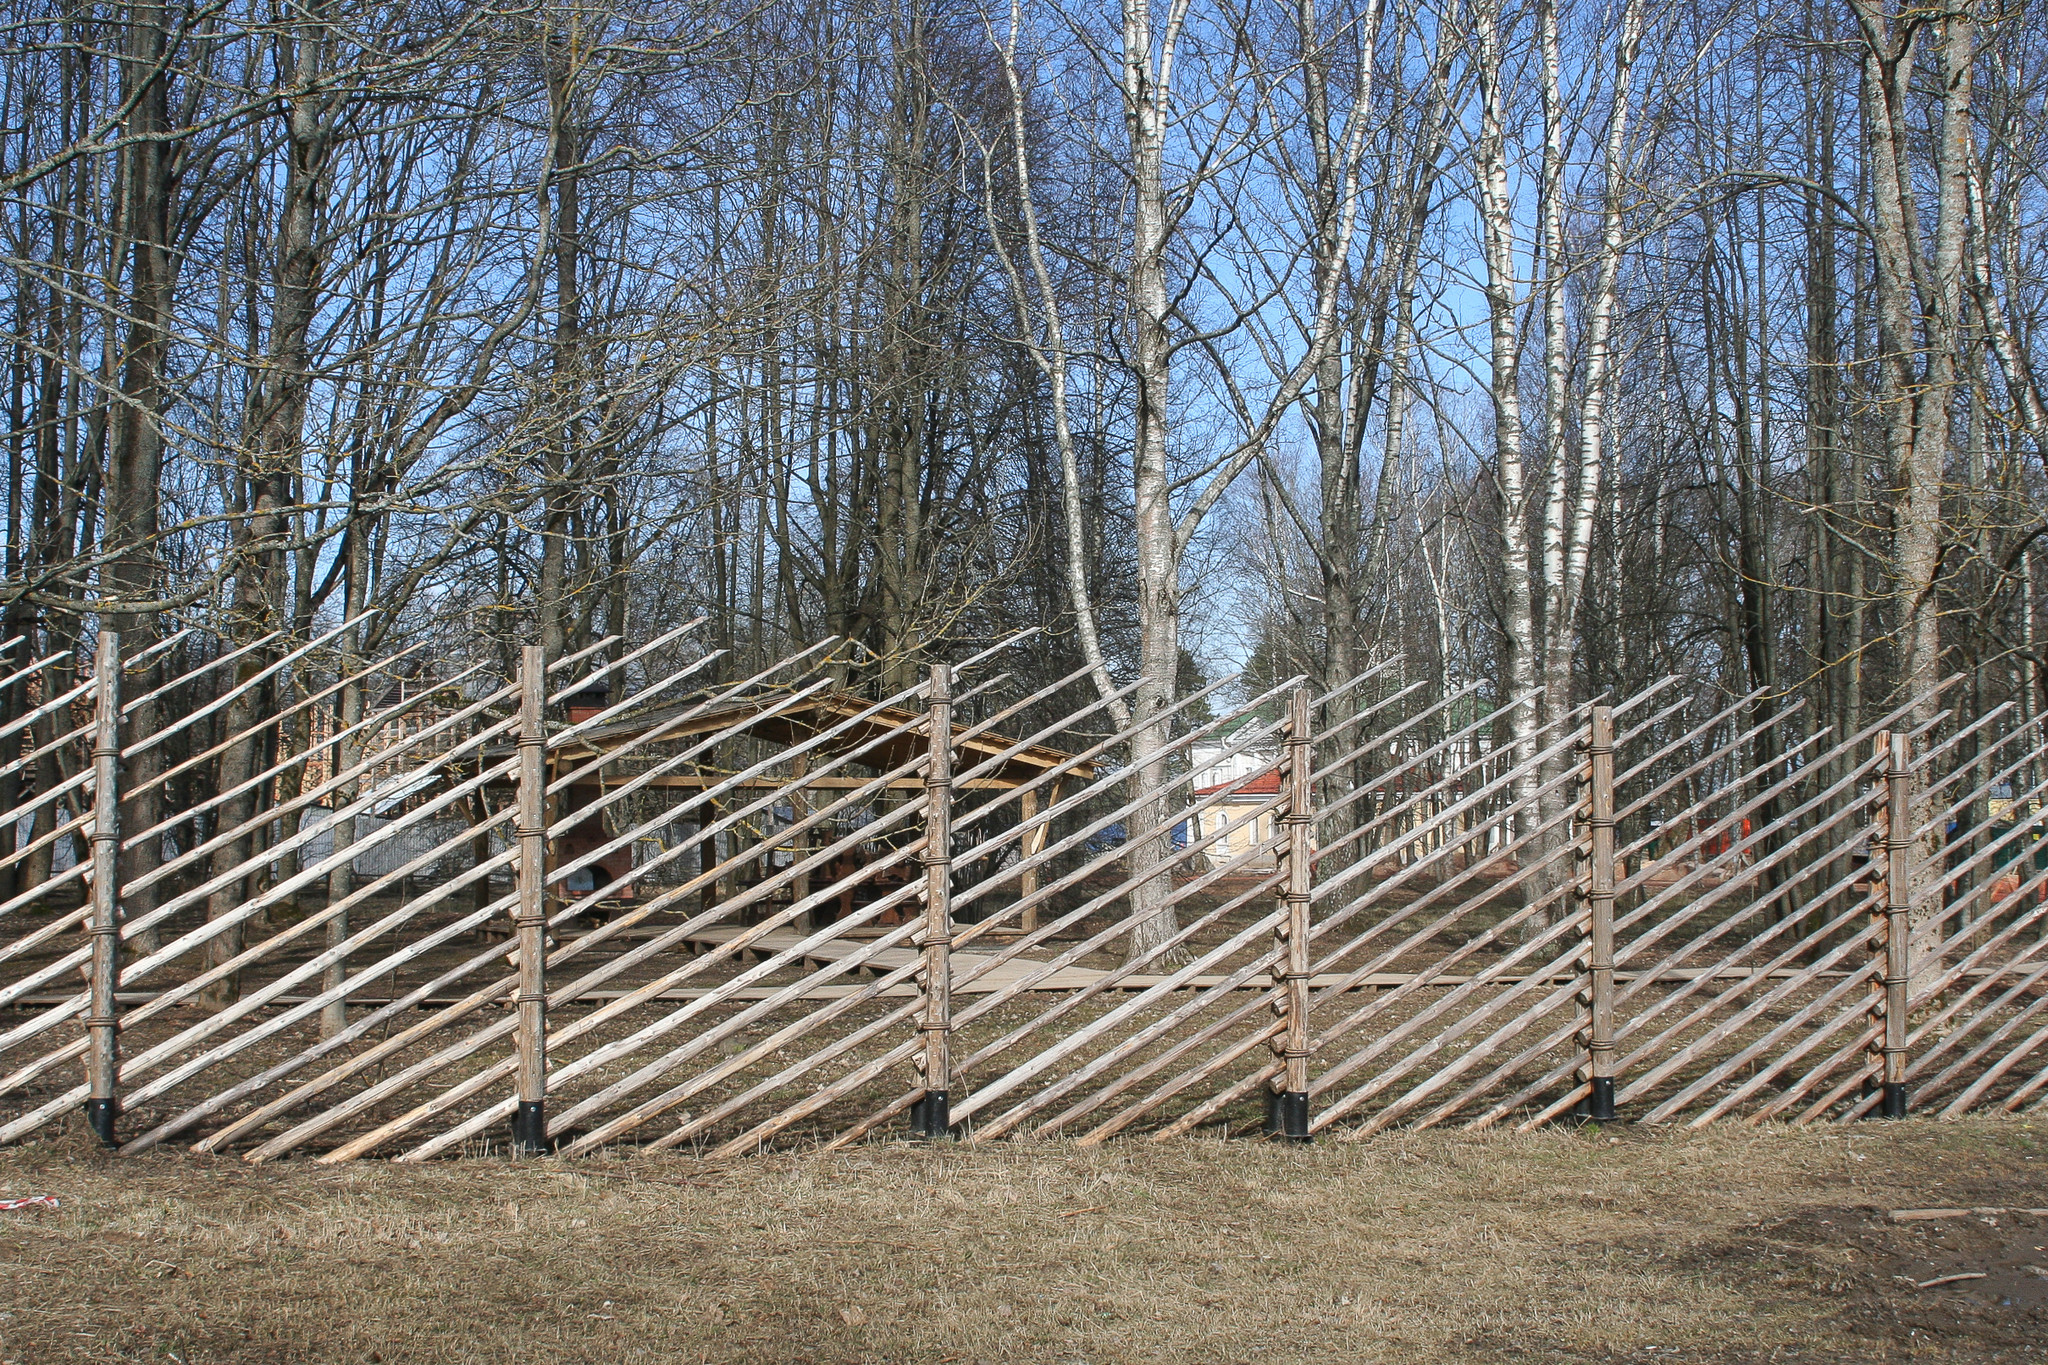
xmin=1576 ymin=704 xmax=1617 ymax=1123
xmin=511 ymin=645 xmax=549 ymax=1154
xmin=84 ymin=630 xmax=122 ymax=1147
xmin=1266 ymin=685 xmax=1314 ymax=1141
xmin=913 ymin=663 xmax=954 ymax=1138
xmin=1880 ymin=730 xmax=1912 ymax=1118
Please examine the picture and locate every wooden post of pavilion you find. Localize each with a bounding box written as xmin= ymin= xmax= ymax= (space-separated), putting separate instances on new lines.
xmin=1018 ymin=782 xmax=1046 ymax=932
xmin=790 ymin=750 xmax=811 ymax=929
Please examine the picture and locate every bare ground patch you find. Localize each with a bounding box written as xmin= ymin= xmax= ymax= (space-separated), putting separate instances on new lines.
xmin=0 ymin=1118 xmax=2041 ymax=1363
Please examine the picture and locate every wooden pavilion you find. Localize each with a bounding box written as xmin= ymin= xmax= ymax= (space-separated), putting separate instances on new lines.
xmin=529 ymin=688 xmax=1091 ymax=927
xmin=560 ymin=689 xmax=1086 ymax=791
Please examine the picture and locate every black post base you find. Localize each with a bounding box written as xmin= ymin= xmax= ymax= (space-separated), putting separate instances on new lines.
xmin=510 ymin=1100 xmax=548 ymax=1155
xmin=82 ymin=1097 xmax=117 ymax=1148
xmin=1264 ymin=1090 xmax=1312 ymax=1142
xmin=1568 ymin=1077 xmax=1617 ymax=1126
xmin=1583 ymin=1077 xmax=1616 ymax=1123
xmin=910 ymin=1090 xmax=950 ymax=1139
xmin=1879 ymin=1082 xmax=1909 ymax=1119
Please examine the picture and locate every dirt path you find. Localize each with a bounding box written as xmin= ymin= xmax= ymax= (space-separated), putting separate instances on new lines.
xmin=0 ymin=1118 xmax=2042 ymax=1363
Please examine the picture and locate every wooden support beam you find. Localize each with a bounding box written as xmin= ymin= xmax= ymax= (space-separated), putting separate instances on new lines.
xmin=1578 ymin=704 xmax=1617 ymax=1122
xmin=512 ymin=646 xmax=548 ymax=1154
xmin=914 ymin=664 xmax=954 ymax=1138
xmin=1267 ymin=686 xmax=1313 ymax=1141
xmin=84 ymin=631 xmax=121 ymax=1147
xmin=502 ymin=773 xmax=1013 ymax=791
xmin=698 ymin=791 xmax=721 ymax=912
xmin=1880 ymin=730 xmax=1912 ymax=1117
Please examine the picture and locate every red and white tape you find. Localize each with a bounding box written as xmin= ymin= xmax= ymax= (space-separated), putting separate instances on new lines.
xmin=0 ymin=1195 xmax=58 ymax=1211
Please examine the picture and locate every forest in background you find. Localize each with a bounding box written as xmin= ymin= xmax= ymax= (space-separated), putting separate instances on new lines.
xmin=0 ymin=0 xmax=2042 ymax=959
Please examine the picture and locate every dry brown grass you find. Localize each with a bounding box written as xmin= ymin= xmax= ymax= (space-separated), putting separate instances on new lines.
xmin=0 ymin=1118 xmax=2043 ymax=1364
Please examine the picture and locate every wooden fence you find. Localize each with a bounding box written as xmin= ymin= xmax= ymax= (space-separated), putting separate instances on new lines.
xmin=0 ymin=623 xmax=2043 ymax=1160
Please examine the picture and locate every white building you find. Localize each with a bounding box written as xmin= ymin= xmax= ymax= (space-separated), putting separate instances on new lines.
xmin=1186 ymin=742 xmax=1282 ymax=870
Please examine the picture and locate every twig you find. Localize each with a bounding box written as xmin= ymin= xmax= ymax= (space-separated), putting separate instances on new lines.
xmin=1916 ymin=1272 xmax=1987 ymax=1289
